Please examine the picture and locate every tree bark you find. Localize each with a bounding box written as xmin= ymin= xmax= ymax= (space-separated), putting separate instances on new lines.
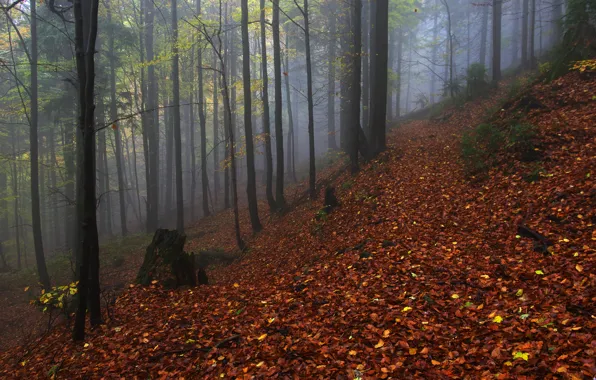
xmin=369 ymin=0 xmax=388 ymax=155
xmin=492 ymin=0 xmax=502 ymax=82
xmin=327 ymin=3 xmax=338 ymax=150
xmin=350 ymin=0 xmax=362 ymax=173
xmin=480 ymin=4 xmax=489 ymax=67
xmin=241 ymin=0 xmax=262 ymax=233
xmin=260 ymin=0 xmax=276 ymax=210
xmin=145 ymin=0 xmax=159 ymax=233
xmin=303 ymin=0 xmax=316 ymax=198
xmin=522 ymin=0 xmax=529 ymax=68
xmin=284 ymin=29 xmax=297 ymax=183
xmin=197 ymin=0 xmax=210 ymax=218
xmin=30 ymin=0 xmax=51 ymax=289
xmin=171 ymin=0 xmax=184 ymax=232
xmin=272 ymin=0 xmax=286 ymax=209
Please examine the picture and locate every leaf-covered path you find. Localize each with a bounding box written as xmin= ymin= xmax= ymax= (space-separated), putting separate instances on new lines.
xmin=1 ymin=72 xmax=594 ymax=379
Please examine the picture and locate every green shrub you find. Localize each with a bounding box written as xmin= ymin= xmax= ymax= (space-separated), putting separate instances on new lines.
xmin=466 ymin=63 xmax=489 ymax=99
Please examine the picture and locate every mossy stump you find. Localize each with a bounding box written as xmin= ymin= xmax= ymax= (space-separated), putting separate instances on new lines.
xmin=137 ymin=229 xmax=196 ymax=288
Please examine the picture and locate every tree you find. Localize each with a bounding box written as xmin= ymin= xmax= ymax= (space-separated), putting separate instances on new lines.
xmin=52 ymin=0 xmax=102 ymax=342
xmin=241 ymin=0 xmax=262 ymax=233
xmin=272 ymin=0 xmax=285 ymax=209
xmin=260 ymin=0 xmax=276 ymax=211
xmin=107 ymin=0 xmax=128 ymax=237
xmin=302 ymin=0 xmax=316 ymax=198
xmin=369 ymin=0 xmax=389 ymax=155
xmin=197 ymin=0 xmax=210 ymax=218
xmin=30 ymin=0 xmax=51 ymax=290
xmin=522 ymin=0 xmax=529 ymax=68
xmin=171 ymin=0 xmax=184 ymax=232
xmin=492 ymin=0 xmax=502 ymax=82
xmin=326 ymin=3 xmax=338 ymax=150
xmin=350 ymin=0 xmax=362 ymax=173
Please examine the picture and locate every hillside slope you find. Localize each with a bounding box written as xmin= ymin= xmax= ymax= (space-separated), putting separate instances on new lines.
xmin=1 ymin=71 xmax=594 ymax=379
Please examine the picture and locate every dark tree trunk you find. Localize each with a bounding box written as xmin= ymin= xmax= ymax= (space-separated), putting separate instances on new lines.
xmin=145 ymin=0 xmax=159 ymax=233
xmin=512 ymin=0 xmax=520 ymax=66
xmin=350 ymin=0 xmax=362 ymax=173
xmin=369 ymin=0 xmax=388 ymax=155
xmin=361 ymin=0 xmax=370 ymax=132
xmin=529 ymin=0 xmax=536 ymax=68
xmin=260 ymin=0 xmax=276 ymax=210
xmin=70 ymin=0 xmax=101 ymax=342
xmin=171 ymin=0 xmax=184 ymax=232
xmin=272 ymin=0 xmax=286 ymax=209
xmin=30 ymin=0 xmax=51 ymax=289
xmin=241 ymin=0 xmax=262 ymax=233
xmin=302 ymin=0 xmax=317 ymax=198
xmin=492 ymin=0 xmax=502 ymax=82
xmin=327 ymin=4 xmax=338 ymax=150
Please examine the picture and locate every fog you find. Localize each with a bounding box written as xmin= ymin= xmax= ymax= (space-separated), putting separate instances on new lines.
xmin=0 ymin=0 xmax=563 ymax=272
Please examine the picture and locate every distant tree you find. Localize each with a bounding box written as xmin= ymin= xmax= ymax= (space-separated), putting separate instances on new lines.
xmin=492 ymin=0 xmax=502 ymax=82
xmin=350 ymin=0 xmax=362 ymax=173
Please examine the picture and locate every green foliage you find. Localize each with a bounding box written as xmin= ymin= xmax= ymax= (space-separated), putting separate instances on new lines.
xmin=466 ymin=63 xmax=488 ymax=99
xmin=28 ymin=282 xmax=78 ymax=313
xmin=341 ymin=180 xmax=354 ymax=191
xmin=461 ymin=122 xmax=539 ymax=176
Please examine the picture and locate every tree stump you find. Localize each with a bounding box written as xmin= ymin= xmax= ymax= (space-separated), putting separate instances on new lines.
xmin=137 ymin=229 xmax=196 ymax=288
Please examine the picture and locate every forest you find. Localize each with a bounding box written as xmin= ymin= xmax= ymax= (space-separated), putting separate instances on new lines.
xmin=0 ymin=0 xmax=594 ymax=377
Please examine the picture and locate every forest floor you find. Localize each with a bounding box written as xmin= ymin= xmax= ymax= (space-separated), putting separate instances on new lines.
xmin=0 ymin=69 xmax=594 ymax=379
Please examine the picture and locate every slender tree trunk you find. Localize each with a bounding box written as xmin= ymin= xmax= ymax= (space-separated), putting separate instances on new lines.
xmin=480 ymin=4 xmax=489 ymax=67
xmin=107 ymin=0 xmax=128 ymax=237
xmin=241 ymin=0 xmax=262 ymax=233
xmin=49 ymin=128 xmax=61 ymax=248
xmin=189 ymin=47 xmax=196 ymax=222
xmin=522 ymin=0 xmax=529 ymax=68
xmin=387 ymin=30 xmax=394 ymax=119
xmin=259 ymin=0 xmax=276 ymax=210
xmin=512 ymin=0 xmax=520 ymax=66
xmin=492 ymin=0 xmax=502 ymax=82
xmin=11 ymin=129 xmax=21 ymax=270
xmin=395 ymin=28 xmax=403 ymax=117
xmin=350 ymin=0 xmax=362 ymax=173
xmin=30 ymin=0 xmax=51 ymax=289
xmin=284 ymin=29 xmax=297 ymax=183
xmin=362 ymin=0 xmax=370 ymax=131
xmin=171 ymin=0 xmax=184 ymax=232
xmin=212 ymin=50 xmax=220 ymax=206
xmin=327 ymin=5 xmax=338 ymax=150
xmin=197 ymin=0 xmax=210 ymax=218
xmin=529 ymin=0 xmax=536 ymax=68
xmin=145 ymin=0 xmax=159 ymax=233
xmin=302 ymin=0 xmax=316 ymax=198
xmin=369 ymin=0 xmax=388 ymax=155
xmin=272 ymin=0 xmax=285 ymax=209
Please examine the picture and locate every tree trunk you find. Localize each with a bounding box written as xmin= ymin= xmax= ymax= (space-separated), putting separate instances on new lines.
xmin=395 ymin=28 xmax=403 ymax=117
xmin=492 ymin=0 xmax=502 ymax=82
xmin=480 ymin=4 xmax=489 ymax=67
xmin=512 ymin=0 xmax=520 ymax=66
xmin=529 ymin=0 xmax=536 ymax=68
xmin=71 ymin=0 xmax=101 ymax=342
xmin=197 ymin=0 xmax=210 ymax=218
xmin=241 ymin=0 xmax=262 ymax=233
xmin=171 ymin=0 xmax=184 ymax=232
xmin=327 ymin=4 xmax=338 ymax=150
xmin=145 ymin=0 xmax=159 ymax=233
xmin=260 ymin=0 xmax=276 ymax=210
xmin=212 ymin=50 xmax=220 ymax=206
xmin=369 ymin=0 xmax=388 ymax=155
xmin=303 ymin=0 xmax=317 ymax=198
xmin=272 ymin=0 xmax=286 ymax=209
xmin=350 ymin=0 xmax=362 ymax=173
xmin=30 ymin=0 xmax=51 ymax=289
xmin=362 ymin=0 xmax=370 ymax=132
xmin=284 ymin=29 xmax=297 ymax=183
xmin=522 ymin=0 xmax=529 ymax=68
xmin=108 ymin=0 xmax=128 ymax=237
